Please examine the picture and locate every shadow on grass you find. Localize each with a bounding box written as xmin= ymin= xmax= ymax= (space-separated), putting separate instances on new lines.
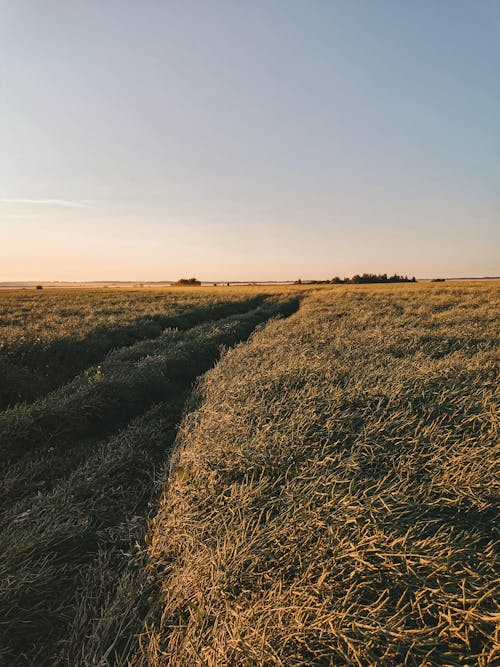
xmin=0 ymin=298 xmax=301 ymax=666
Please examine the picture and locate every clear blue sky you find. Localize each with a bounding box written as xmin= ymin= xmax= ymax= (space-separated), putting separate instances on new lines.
xmin=1 ymin=0 xmax=499 ymax=280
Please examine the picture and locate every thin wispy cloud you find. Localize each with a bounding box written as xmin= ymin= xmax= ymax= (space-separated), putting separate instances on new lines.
xmin=0 ymin=198 xmax=90 ymax=209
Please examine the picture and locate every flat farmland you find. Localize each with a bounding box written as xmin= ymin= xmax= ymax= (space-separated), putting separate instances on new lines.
xmin=0 ymin=283 xmax=498 ymax=666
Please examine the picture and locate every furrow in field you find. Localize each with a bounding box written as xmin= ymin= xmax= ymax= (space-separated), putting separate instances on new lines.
xmin=0 ymin=294 xmax=266 ymax=410
xmin=0 ymin=297 xmax=299 ymax=465
xmin=0 ymin=296 xmax=301 ymax=665
xmin=0 ymin=403 xmax=179 ymax=665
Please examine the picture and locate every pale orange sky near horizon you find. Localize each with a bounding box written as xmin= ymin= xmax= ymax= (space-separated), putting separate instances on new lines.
xmin=1 ymin=200 xmax=498 ymax=282
xmin=2 ymin=2 xmax=499 ymax=281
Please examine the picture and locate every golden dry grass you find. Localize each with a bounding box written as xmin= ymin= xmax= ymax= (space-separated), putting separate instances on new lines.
xmin=141 ymin=282 xmax=499 ymax=666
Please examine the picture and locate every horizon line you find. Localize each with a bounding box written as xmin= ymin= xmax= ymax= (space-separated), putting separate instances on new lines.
xmin=1 ymin=276 xmax=499 ymax=285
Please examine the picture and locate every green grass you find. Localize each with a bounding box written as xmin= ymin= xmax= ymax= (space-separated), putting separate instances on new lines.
xmin=142 ymin=282 xmax=499 ymax=666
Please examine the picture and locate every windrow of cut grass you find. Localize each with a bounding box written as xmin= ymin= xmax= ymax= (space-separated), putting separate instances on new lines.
xmin=142 ymin=282 xmax=499 ymax=667
xmin=0 ymin=288 xmax=268 ymax=410
xmin=0 ymin=293 xmax=300 ymax=665
xmin=0 ymin=296 xmax=300 ymax=465
xmin=0 ymin=404 xmax=179 ymax=665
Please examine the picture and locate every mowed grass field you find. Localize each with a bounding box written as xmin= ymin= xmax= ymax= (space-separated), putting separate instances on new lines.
xmin=0 ymin=282 xmax=498 ymax=666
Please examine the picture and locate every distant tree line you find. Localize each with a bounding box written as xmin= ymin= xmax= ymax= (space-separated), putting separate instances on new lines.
xmin=295 ymin=273 xmax=416 ymax=285
xmin=173 ymin=278 xmax=202 ymax=286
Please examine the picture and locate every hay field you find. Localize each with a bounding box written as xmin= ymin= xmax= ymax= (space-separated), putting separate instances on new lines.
xmin=0 ymin=287 xmax=275 ymax=410
xmin=0 ymin=282 xmax=498 ymax=665
xmin=0 ymin=286 xmax=302 ymax=664
xmin=143 ymin=282 xmax=499 ymax=666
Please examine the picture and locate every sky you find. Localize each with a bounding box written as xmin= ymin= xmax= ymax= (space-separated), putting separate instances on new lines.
xmin=1 ymin=0 xmax=499 ymax=281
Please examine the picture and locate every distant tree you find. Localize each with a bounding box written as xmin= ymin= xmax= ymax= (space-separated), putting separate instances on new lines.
xmin=36 ymin=285 xmax=43 ymax=290
xmin=330 ymin=274 xmax=416 ymax=285
xmin=174 ymin=278 xmax=201 ymax=286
